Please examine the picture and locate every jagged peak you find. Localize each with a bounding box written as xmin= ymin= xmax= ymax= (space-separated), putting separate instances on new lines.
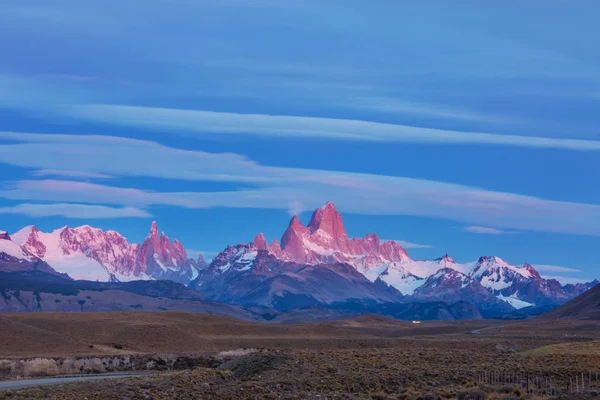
xmin=320 ymin=201 xmax=337 ymax=211
xmin=523 ymin=263 xmax=542 ymax=279
xmin=365 ymin=233 xmax=380 ymax=241
xmin=0 ymin=231 xmax=10 ymax=240
xmin=288 ymin=215 xmax=304 ymax=228
xmin=435 ymin=254 xmax=455 ymax=263
xmin=253 ymin=232 xmax=269 ymax=250
xmin=308 ymin=202 xmax=340 ymax=229
xmin=306 ymin=201 xmax=348 ymax=244
xmin=281 ymin=215 xmax=308 ymax=249
xmin=477 ymin=255 xmax=508 ymax=265
xmin=11 ymin=225 xmax=38 ymax=245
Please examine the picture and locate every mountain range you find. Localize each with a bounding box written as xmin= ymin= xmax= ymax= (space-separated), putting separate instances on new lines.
xmin=1 ymin=202 xmax=597 ymax=319
xmin=6 ymin=222 xmax=206 ymax=284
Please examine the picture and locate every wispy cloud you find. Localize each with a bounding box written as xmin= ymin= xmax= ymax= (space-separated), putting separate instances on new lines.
xmin=386 ymin=240 xmax=433 ymax=249
xmin=0 ymin=180 xmax=199 ymax=208
xmin=1 ymin=132 xmax=600 ymax=236
xmin=0 ymin=203 xmax=151 ymax=219
xmin=67 ymin=105 xmax=600 ymax=151
xmin=344 ymin=97 xmax=510 ymax=124
xmin=463 ymin=226 xmax=511 ymax=235
xmin=31 ymin=170 xmax=112 ymax=180
xmin=533 ymin=264 xmax=582 ymax=273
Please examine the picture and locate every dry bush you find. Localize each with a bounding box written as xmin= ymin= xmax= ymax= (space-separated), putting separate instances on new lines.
xmin=457 ymin=390 xmax=488 ymax=400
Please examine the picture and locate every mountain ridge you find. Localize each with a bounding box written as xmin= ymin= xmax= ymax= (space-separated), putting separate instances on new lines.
xmin=2 ymin=202 xmax=596 ymax=316
xmin=191 ymin=202 xmax=596 ymax=312
xmin=9 ymin=222 xmax=206 ymax=284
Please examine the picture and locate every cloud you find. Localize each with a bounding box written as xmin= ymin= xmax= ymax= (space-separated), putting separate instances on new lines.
xmin=67 ymin=105 xmax=600 ymax=151
xmin=0 ymin=203 xmax=151 ymax=219
xmin=385 ymin=240 xmax=432 ymax=249
xmin=1 ymin=132 xmax=600 ymax=236
xmin=287 ymin=201 xmax=305 ymax=216
xmin=0 ymin=180 xmax=200 ymax=208
xmin=463 ymin=226 xmax=511 ymax=235
xmin=344 ymin=97 xmax=510 ymax=124
xmin=541 ymin=275 xmax=593 ymax=285
xmin=31 ymin=170 xmax=112 ymax=179
xmin=532 ymin=264 xmax=582 ymax=273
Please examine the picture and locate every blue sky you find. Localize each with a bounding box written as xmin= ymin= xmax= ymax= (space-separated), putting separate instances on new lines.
xmin=1 ymin=0 xmax=599 ymax=283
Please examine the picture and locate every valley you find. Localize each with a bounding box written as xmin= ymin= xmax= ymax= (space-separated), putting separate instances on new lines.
xmin=0 ymin=312 xmax=599 ymax=399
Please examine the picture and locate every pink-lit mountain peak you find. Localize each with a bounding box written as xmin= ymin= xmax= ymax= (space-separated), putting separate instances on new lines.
xmin=252 ymin=232 xmax=284 ymax=257
xmin=276 ymin=202 xmax=408 ymax=268
xmin=9 ymin=221 xmax=203 ymax=284
xmin=307 ymin=201 xmax=348 ymax=235
xmin=140 ymin=221 xmax=187 ymax=263
xmin=150 ymin=221 xmax=159 ymax=235
xmin=253 ymin=232 xmax=269 ymax=250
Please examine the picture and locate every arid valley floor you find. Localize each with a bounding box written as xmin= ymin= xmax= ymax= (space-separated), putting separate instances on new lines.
xmin=0 ymin=312 xmax=599 ymax=399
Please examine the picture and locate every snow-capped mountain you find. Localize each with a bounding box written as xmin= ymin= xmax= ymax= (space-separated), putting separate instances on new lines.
xmin=0 ymin=231 xmax=68 ymax=277
xmin=192 ymin=202 xmax=595 ymax=311
xmin=10 ymin=222 xmax=205 ymax=284
xmin=4 ymin=201 xmax=596 ymax=315
xmin=275 ymin=202 xmax=410 ymax=273
xmin=191 ymin=240 xmax=401 ymax=310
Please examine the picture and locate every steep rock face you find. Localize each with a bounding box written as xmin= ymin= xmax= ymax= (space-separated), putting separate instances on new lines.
xmin=11 ymin=223 xmax=204 ymax=284
xmin=135 ymin=222 xmax=204 ymax=284
xmin=279 ymin=202 xmax=409 ymax=273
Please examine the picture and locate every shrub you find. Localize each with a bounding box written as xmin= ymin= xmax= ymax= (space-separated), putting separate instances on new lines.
xmin=113 ymin=343 xmax=123 ymax=349
xmin=457 ymin=390 xmax=488 ymax=400
xmin=497 ymin=386 xmax=514 ymax=394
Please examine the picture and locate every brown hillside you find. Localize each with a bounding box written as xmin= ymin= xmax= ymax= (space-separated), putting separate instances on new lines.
xmin=0 ymin=311 xmax=369 ymax=358
xmin=541 ymin=283 xmax=600 ymax=320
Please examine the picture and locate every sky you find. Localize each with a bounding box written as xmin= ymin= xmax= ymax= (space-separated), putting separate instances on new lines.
xmin=0 ymin=0 xmax=599 ymax=283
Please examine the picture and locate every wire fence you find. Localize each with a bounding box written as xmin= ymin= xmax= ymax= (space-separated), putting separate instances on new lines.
xmin=476 ymin=369 xmax=600 ymax=397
